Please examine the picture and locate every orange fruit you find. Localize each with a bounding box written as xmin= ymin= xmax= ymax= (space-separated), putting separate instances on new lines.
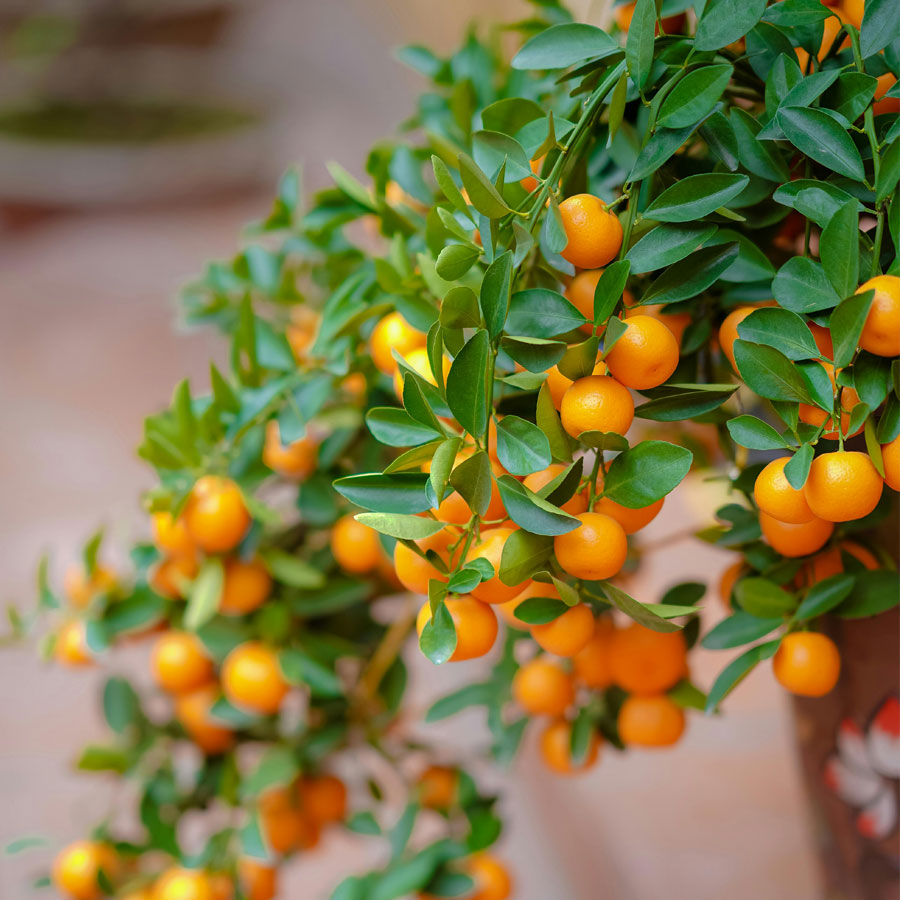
xmin=718 ymin=305 xmax=756 ymax=373
xmin=220 ymin=557 xmax=272 ymax=616
xmin=573 ymin=617 xmax=617 ymax=688
xmin=616 ymin=1 xmax=685 ymax=32
xmin=718 ymin=560 xmax=745 ymax=609
xmin=566 ymin=270 xmax=636 ymax=335
xmin=184 ymin=476 xmax=250 ymax=554
xmin=857 ymin=275 xmax=900 ymax=357
xmin=558 ymin=194 xmax=623 ymax=269
xmin=759 ymin=511 xmax=834 ymax=557
xmin=63 ymin=564 xmax=116 ymax=609
xmin=151 ymin=631 xmax=214 ymax=695
xmin=629 ymin=303 xmax=691 ymax=346
xmin=520 ymin=156 xmax=544 ymax=192
xmin=523 ymin=464 xmax=588 ymax=515
xmin=238 ymin=859 xmax=277 ymax=900
xmin=222 ymin=642 xmax=289 ymax=715
xmin=882 ymin=434 xmax=900 ymax=491
xmin=803 ymin=451 xmax=883 ymax=522
xmin=553 ymin=512 xmax=628 ymax=580
xmin=208 ymin=873 xmax=233 ymax=900
xmin=259 ymin=788 xmax=306 ymax=854
xmin=560 ymin=374 xmax=634 ymax=438
xmin=545 ymin=359 xmax=607 ymax=409
xmin=798 ymin=540 xmax=880 ymax=587
xmin=531 ymin=604 xmax=595 ymax=657
xmin=465 ymin=854 xmax=513 ymax=900
xmin=592 ymin=495 xmax=663 ymax=534
xmin=497 ymin=581 xmax=553 ymax=628
xmin=753 ymin=457 xmax=815 ymax=524
xmin=393 ymin=346 xmax=450 ymax=397
xmin=393 ymin=529 xmax=456 ymax=595
xmin=539 ymin=718 xmax=600 ymax=775
xmin=512 ymin=657 xmax=575 ymax=716
xmin=417 ymin=765 xmax=458 ymax=809
xmin=175 ymin=683 xmax=234 ymax=754
xmin=285 ymin=307 xmax=319 ymax=363
xmin=604 ymin=314 xmax=679 ymax=389
xmin=331 ymin=513 xmax=383 ymax=574
xmin=262 ymin=421 xmax=317 ymax=480
xmin=150 ymin=553 xmax=199 ymax=600
xmin=608 ymin=623 xmax=687 ymax=695
xmin=151 ymin=511 xmax=195 ymax=559
xmin=799 ymin=385 xmax=862 ymax=441
xmin=342 ymin=371 xmax=368 ymax=400
xmin=53 ymin=841 xmax=118 ymax=900
xmin=841 ymin=0 xmax=863 ymax=28
xmin=370 ymin=311 xmax=426 ymax=375
xmin=773 ymin=632 xmax=841 ymax=697
xmin=121 ymin=890 xmax=154 ymax=900
xmin=434 ymin=451 xmax=507 ymax=524
xmin=55 ymin=621 xmax=94 ymax=667
xmin=795 ymin=11 xmax=845 ymax=69
xmin=299 ymin=773 xmax=347 ymax=826
xmin=153 ymin=869 xmax=214 ymax=900
xmin=466 ymin=527 xmax=527 ymax=604
xmin=416 ymin=596 xmax=498 ymax=662
xmin=617 ymin=695 xmax=686 ymax=747
xmin=873 ymin=73 xmax=900 ymax=116
xmin=808 ymin=322 xmax=834 ymax=360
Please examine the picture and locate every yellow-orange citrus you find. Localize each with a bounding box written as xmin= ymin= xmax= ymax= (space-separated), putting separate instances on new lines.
xmin=798 ymin=540 xmax=880 ymax=587
xmin=558 ymin=194 xmax=623 ymax=269
xmin=560 ymin=374 xmax=634 ymax=438
xmin=393 ymin=529 xmax=455 ymax=595
xmin=759 ymin=511 xmax=834 ymax=557
xmin=299 ymin=773 xmax=347 ymax=826
xmin=184 ymin=476 xmax=250 ymax=554
xmin=465 ymin=854 xmax=513 ymax=900
xmin=151 ymin=631 xmax=214 ymax=695
xmin=545 ymin=359 xmax=607 ymax=409
xmin=175 ymin=684 xmax=234 ymax=754
xmin=608 ymin=623 xmax=687 ymax=695
xmin=593 ymin=495 xmax=663 ymax=535
xmin=753 ymin=456 xmax=815 ymax=524
xmin=151 ymin=511 xmax=195 ymax=558
xmin=370 ymin=311 xmax=426 ymax=375
xmin=417 ymin=765 xmax=458 ymax=809
xmin=617 ymin=694 xmax=686 ymax=747
xmin=857 ymin=275 xmax=900 ymax=357
xmin=803 ymin=451 xmax=883 ymax=522
xmin=799 ymin=384 xmax=862 ymax=441
xmin=150 ymin=553 xmax=199 ymax=600
xmin=539 ymin=719 xmax=600 ymax=775
xmin=153 ymin=869 xmax=214 ymax=900
xmin=466 ymin=527 xmax=527 ymax=604
xmin=773 ymin=632 xmax=841 ymax=697
xmin=393 ymin=346 xmax=450 ymax=397
xmin=259 ymin=788 xmax=307 ymax=855
xmin=262 ymin=421 xmax=317 ymax=480
xmin=512 ymin=657 xmax=575 ymax=716
xmin=882 ymin=434 xmax=900 ymax=491
xmin=718 ymin=305 xmax=756 ymax=373
xmin=553 ymin=512 xmax=627 ymax=580
xmin=220 ymin=557 xmax=272 ymax=616
xmin=415 ymin=597 xmax=498 ymax=662
xmin=53 ymin=842 xmax=118 ymax=900
xmin=572 ymin=617 xmax=617 ymax=688
xmin=718 ymin=560 xmax=745 ymax=608
xmin=55 ymin=621 xmax=94 ymax=667
xmin=531 ymin=604 xmax=595 ymax=657
xmin=604 ymin=314 xmax=679 ymax=389
xmin=63 ymin=564 xmax=116 ymax=609
xmin=238 ymin=859 xmax=277 ymax=900
xmin=523 ymin=464 xmax=588 ymax=515
xmin=222 ymin=642 xmax=289 ymax=715
xmin=331 ymin=513 xmax=383 ymax=574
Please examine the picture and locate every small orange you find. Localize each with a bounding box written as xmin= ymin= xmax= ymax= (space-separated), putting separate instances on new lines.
xmin=416 ymin=596 xmax=498 ymax=662
xmin=151 ymin=631 xmax=214 ymax=695
xmin=262 ymin=421 xmax=317 ymax=480
xmin=531 ymin=604 xmax=595 ymax=657
xmin=497 ymin=581 xmax=553 ymax=628
xmin=299 ymin=773 xmax=347 ymax=825
xmin=857 ymin=275 xmax=900 ymax=357
xmin=718 ymin=305 xmax=757 ymax=373
xmin=629 ymin=303 xmax=691 ymax=346
xmin=616 ymin=1 xmax=685 ymax=32
xmin=795 ymin=11 xmax=846 ymax=69
xmin=63 ymin=564 xmax=116 ymax=609
xmin=184 ymin=476 xmax=250 ymax=554
xmin=799 ymin=385 xmax=862 ymax=441
xmin=545 ymin=359 xmax=607 ymax=409
xmin=220 ymin=557 xmax=272 ymax=616
xmin=608 ymin=623 xmax=687 ymax=695
xmin=560 ymin=374 xmax=634 ymax=438
xmin=604 ymin=314 xmax=679 ymax=389
xmin=55 ymin=621 xmax=94 ymax=667
xmin=572 ymin=617 xmax=617 ymax=688
xmin=370 ymin=311 xmax=426 ymax=375
xmin=566 ymin=270 xmax=636 ymax=335
xmin=393 ymin=529 xmax=456 ymax=595
xmin=718 ymin=560 xmax=745 ymax=608
xmin=417 ymin=765 xmax=458 ymax=809
xmin=286 ymin=307 xmax=319 ymax=362
xmin=553 ymin=512 xmax=627 ymax=580
xmin=841 ymin=0 xmax=863 ymax=28
xmin=617 ymin=694 xmax=686 ymax=747
xmin=773 ymin=632 xmax=841 ymax=697
xmin=151 ymin=511 xmax=195 ymax=559
xmin=434 ymin=451 xmax=507 ymax=524
xmin=465 ymin=854 xmax=513 ymax=900
xmin=238 ymin=859 xmax=277 ymax=900
xmin=759 ymin=511 xmax=834 ymax=557
xmin=512 ymin=657 xmax=575 ymax=716
xmin=53 ymin=841 xmax=118 ymax=900
xmin=331 ymin=514 xmax=383 ymax=574
xmin=804 ymin=451 xmax=883 ymax=522
xmin=539 ymin=718 xmax=600 ymax=775
xmin=150 ymin=553 xmax=199 ymax=600
xmin=259 ymin=788 xmax=305 ymax=854
xmin=222 ymin=642 xmax=289 ymax=715
xmin=523 ymin=464 xmax=588 ymax=515
xmin=153 ymin=869 xmax=214 ymax=900
xmin=393 ymin=347 xmax=450 ymax=397
xmin=882 ymin=434 xmax=900 ymax=491
xmin=208 ymin=873 xmax=233 ymax=900
xmin=753 ymin=457 xmax=815 ymax=524
xmin=558 ymin=194 xmax=623 ymax=269
xmin=808 ymin=322 xmax=833 ymax=360
xmin=873 ymin=73 xmax=900 ymax=116
xmin=592 ymin=495 xmax=663 ymax=534
xmin=342 ymin=371 xmax=368 ymax=399
xmin=466 ymin=527 xmax=528 ymax=604
xmin=520 ymin=156 xmax=544 ymax=192
xmin=798 ymin=540 xmax=880 ymax=587
xmin=175 ymin=683 xmax=234 ymax=754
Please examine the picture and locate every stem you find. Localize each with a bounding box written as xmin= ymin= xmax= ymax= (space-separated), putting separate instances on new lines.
xmin=870 ymin=205 xmax=885 ymax=277
xmin=848 ymin=26 xmax=881 ymax=186
xmin=587 ymin=450 xmax=604 ymax=508
xmin=353 ymin=596 xmax=417 ymax=708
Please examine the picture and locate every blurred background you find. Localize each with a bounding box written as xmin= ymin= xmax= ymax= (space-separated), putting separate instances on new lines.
xmin=0 ymin=1 xmax=820 ymax=897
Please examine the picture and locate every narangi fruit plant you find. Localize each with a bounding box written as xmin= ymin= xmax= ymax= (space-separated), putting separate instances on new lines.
xmin=8 ymin=0 xmax=900 ymax=897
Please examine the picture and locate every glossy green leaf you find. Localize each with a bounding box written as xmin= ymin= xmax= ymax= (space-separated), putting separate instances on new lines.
xmin=626 ymin=0 xmax=656 ymax=89
xmin=496 ymin=475 xmax=580 ymax=536
xmin=772 ymin=257 xmax=841 ymax=313
xmin=705 ymin=639 xmax=780 ymax=713
xmin=733 ymin=341 xmax=813 ymax=403
xmin=831 ymin=290 xmax=874 ymax=369
xmin=354 ymin=514 xmax=446 ymax=541
xmin=776 ymin=107 xmax=866 ymax=183
xmin=419 ymin=601 xmax=457 ymax=665
xmin=480 ymin=251 xmax=513 ymax=339
xmin=639 ymin=242 xmax=739 ymax=305
xmin=737 ymin=308 xmax=820 ymax=360
xmin=499 ymin=529 xmax=554 ymax=586
xmin=701 ymin=613 xmax=782 ymax=650
xmin=727 ymin=415 xmax=794 ymax=450
xmin=511 ymin=23 xmax=619 ymax=70
xmin=447 ymin=329 xmax=491 ymax=438
xmin=496 ymin=416 xmax=552 ymax=476
xmin=819 ymin=201 xmax=860 ymax=299
xmin=644 ymin=174 xmax=749 ymax=222
xmin=506 ymin=289 xmax=587 ymax=337
xmin=450 ymin=450 xmax=493 ymax=517
xmin=333 ymin=473 xmax=431 ymax=513
xmin=695 ymin=0 xmax=767 ymax=50
xmin=859 ymin=0 xmax=900 ymax=57
xmin=658 ymin=65 xmax=733 ymax=128
xmin=458 ymin=153 xmax=511 ymax=218
xmin=603 ymin=441 xmax=693 ymax=508
xmin=626 ymin=223 xmax=718 ymax=274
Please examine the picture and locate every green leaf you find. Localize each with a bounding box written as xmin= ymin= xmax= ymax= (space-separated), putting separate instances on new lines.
xmin=702 ymin=613 xmax=783 ymax=649
xmin=607 ymin=71 xmax=629 ymax=146
xmin=876 ymin=138 xmax=900 ymax=205
xmin=430 ymin=437 xmax=463 ymax=505
xmin=184 ymin=558 xmax=223 ymax=630
xmin=536 ymin=383 xmax=572 ymax=462
xmin=644 ymin=174 xmax=749 ymax=223
xmin=511 ymin=23 xmax=619 ymax=70
xmin=480 ymin=251 xmax=512 ymax=339
xmin=441 ymin=286 xmax=481 ymax=330
xmin=263 ymin=551 xmax=325 ymax=589
xmin=796 ymin=573 xmax=855 ymax=620
xmin=436 ymin=244 xmax=481 ymax=281
xmin=737 ymin=308 xmax=820 ymax=361
xmin=426 ymin=682 xmax=494 ymax=722
xmin=593 ymin=260 xmax=631 ymax=326
xmin=776 ymin=107 xmax=866 ymax=183
xmin=773 ymin=180 xmax=863 ymax=228
xmin=403 ymin=376 xmax=445 ymax=435
xmin=354 ymin=514 xmax=446 ymax=541
xmin=838 ymin=570 xmax=900 ymax=618
xmin=419 ymin=601 xmax=457 ymax=664
xmin=432 ymin=155 xmax=471 ymax=220
xmin=446 ymin=330 xmax=490 ymax=438
xmin=727 ymin=415 xmax=793 ymax=450
xmin=820 ymin=201 xmax=860 ymax=300
xmin=327 ymin=161 xmax=375 ymax=210
xmin=241 ymin=746 xmax=301 ymax=799
xmin=730 ymin=108 xmax=791 ymax=182
xmin=499 ymin=530 xmax=553 ymax=586
xmin=859 ymin=0 xmax=900 ymax=57
xmin=658 ymin=65 xmax=733 ymax=128
xmin=599 ymin=582 xmax=682 ymax=633
xmin=481 ymin=97 xmax=544 ymax=134
xmin=626 ymin=223 xmax=718 ymax=274
xmin=626 ymin=0 xmax=656 ymax=89
xmin=634 ymin=385 xmax=738 ymax=421
xmin=628 ymin=123 xmax=697 ymax=182
xmin=450 ymin=450 xmax=493 ymax=518
xmin=705 ymin=640 xmax=781 ymax=713
xmin=772 ymin=257 xmax=841 ymax=313
xmin=735 ymin=577 xmax=797 ymax=617
xmin=280 ymin=649 xmax=342 ymax=698
xmin=333 ymin=473 xmax=431 ymax=513
xmin=831 ymin=290 xmax=874 ymax=370
xmin=700 ymin=112 xmax=740 ymax=171
xmin=496 ymin=416 xmax=552 ymax=476
xmin=367 ymin=407 xmax=442 ymax=447
xmin=763 ymin=0 xmax=831 ymax=26
xmin=557 ymin=337 xmax=600 ymax=381
xmin=639 ymin=243 xmax=739 ymax=305
xmin=541 ymin=195 xmax=568 ymax=255
xmin=783 ymin=443 xmax=813 ymax=490
xmin=502 ymin=336 xmax=567 ymax=373
xmin=473 ymin=130 xmax=531 ymax=181
xmin=458 ymin=153 xmax=510 ymax=218
xmin=514 ymin=596 xmax=569 ymax=624
xmin=603 ymin=441 xmax=692 ymax=508
xmin=695 ymin=0 xmax=767 ymax=50
xmin=496 ymin=475 xmax=580 ymax=536
xmin=506 ymin=289 xmax=587 ymax=337
xmin=346 ymin=812 xmax=382 ymax=836
xmin=733 ymin=341 xmax=813 ymax=403
xmin=103 ymin=677 xmax=140 ymax=735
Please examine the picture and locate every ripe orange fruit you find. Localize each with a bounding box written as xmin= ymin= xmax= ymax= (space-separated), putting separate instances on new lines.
xmin=573 ymin=617 xmax=616 ymax=688
xmin=592 ymin=495 xmax=663 ymax=534
xmin=53 ymin=841 xmax=118 ymax=900
xmin=299 ymin=773 xmax=347 ymax=825
xmin=330 ymin=514 xmax=383 ymax=574
xmin=773 ymin=632 xmax=841 ymax=697
xmin=608 ymin=623 xmax=687 ymax=695
xmin=616 ymin=1 xmax=685 ymax=32
xmin=220 ymin=557 xmax=272 ymax=615
xmin=558 ymin=194 xmax=623 ymax=269
xmin=795 ymin=11 xmax=846 ymax=68
xmin=629 ymin=303 xmax=691 ymax=346
xmin=238 ymin=859 xmax=277 ymax=900
xmin=759 ymin=511 xmax=834 ymax=557
xmin=262 ymin=421 xmax=317 ymax=480
xmin=803 ymin=451 xmax=883 ymax=522
xmin=417 ymin=765 xmax=458 ymax=809
xmin=434 ymin=450 xmax=507 ymax=524
xmin=394 ymin=529 xmax=455 ymax=595
xmin=617 ymin=695 xmax=686 ymax=747
xmin=718 ymin=305 xmax=756 ymax=373
xmin=523 ymin=464 xmax=588 ymax=515
xmin=63 ymin=564 xmax=116 ymax=609
xmin=718 ymin=560 xmax=745 ymax=608
xmin=465 ymin=854 xmax=513 ymax=900
xmin=604 ymin=314 xmax=679 ymax=389
xmin=370 ymin=311 xmax=426 ymax=375
xmin=174 ymin=683 xmax=234 ymax=754
xmin=55 ymin=621 xmax=94 ymax=666
xmin=285 ymin=307 xmax=319 ymax=362
xmin=531 ymin=604 xmax=595 ymax=657
xmin=497 ymin=581 xmax=552 ymax=628
xmin=808 ymin=322 xmax=833 ymax=360
xmin=553 ymin=512 xmax=628 ymax=580
xmin=857 ymin=275 xmax=900 ymax=357
xmin=415 ymin=596 xmax=498 ymax=662
xmin=184 ymin=476 xmax=250 ymax=554
xmin=560 ymin=374 xmax=634 ymax=438
xmin=151 ymin=511 xmax=195 ymax=559
xmin=565 ymin=270 xmax=636 ymax=335
xmin=753 ymin=457 xmax=815 ymax=524
xmin=466 ymin=527 xmax=527 ymax=604
xmin=393 ymin=346 xmax=450 ymax=397
xmin=545 ymin=359 xmax=607 ymax=409
xmin=799 ymin=385 xmax=862 ymax=441
xmin=539 ymin=718 xmax=600 ymax=775
xmin=151 ymin=631 xmax=214 ymax=695
xmin=873 ymin=73 xmax=900 ymax=116
xmin=222 ymin=642 xmax=289 ymax=715
xmin=520 ymin=156 xmax=544 ymax=192
xmin=208 ymin=873 xmax=233 ymax=900
xmin=153 ymin=869 xmax=214 ymax=900
xmin=798 ymin=540 xmax=880 ymax=587
xmin=512 ymin=657 xmax=575 ymax=716
xmin=882 ymin=434 xmax=900 ymax=491
xmin=259 ymin=787 xmax=307 ymax=854
xmin=150 ymin=553 xmax=199 ymax=600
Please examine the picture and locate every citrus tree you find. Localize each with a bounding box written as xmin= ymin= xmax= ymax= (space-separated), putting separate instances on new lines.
xmin=8 ymin=0 xmax=900 ymax=897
